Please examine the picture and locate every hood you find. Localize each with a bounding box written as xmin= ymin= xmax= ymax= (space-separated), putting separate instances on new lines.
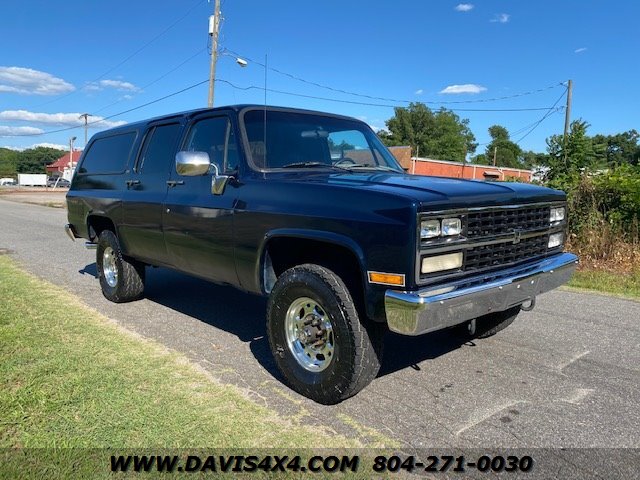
xmin=285 ymin=171 xmax=565 ymax=210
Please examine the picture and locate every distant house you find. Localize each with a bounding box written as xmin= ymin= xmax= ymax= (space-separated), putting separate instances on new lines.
xmin=46 ymin=150 xmax=83 ymax=176
xmin=388 ymin=146 xmax=532 ymax=182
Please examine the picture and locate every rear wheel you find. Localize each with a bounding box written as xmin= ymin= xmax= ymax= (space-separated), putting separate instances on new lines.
xmin=267 ymin=264 xmax=384 ymax=404
xmin=454 ymin=306 xmax=521 ymax=340
xmin=96 ymin=230 xmax=145 ymax=303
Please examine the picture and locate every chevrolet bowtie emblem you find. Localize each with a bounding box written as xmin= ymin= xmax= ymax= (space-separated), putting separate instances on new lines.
xmin=513 ymin=229 xmax=522 ymax=244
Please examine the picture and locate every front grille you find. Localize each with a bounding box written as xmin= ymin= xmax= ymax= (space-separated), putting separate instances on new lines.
xmin=464 ymin=234 xmax=549 ymax=273
xmin=466 ymin=205 xmax=550 ymax=238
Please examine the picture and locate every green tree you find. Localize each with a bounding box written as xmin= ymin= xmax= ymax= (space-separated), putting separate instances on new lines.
xmin=484 ymin=125 xmax=523 ymax=168
xmin=592 ymin=130 xmax=639 ymax=166
xmin=544 ymin=119 xmax=604 ymax=185
xmin=0 ymin=148 xmax=19 ymax=177
xmin=520 ymin=150 xmax=549 ymax=169
xmin=16 ymin=147 xmax=64 ymax=174
xmin=379 ymin=103 xmax=476 ymax=161
xmin=470 ymin=153 xmax=490 ymax=165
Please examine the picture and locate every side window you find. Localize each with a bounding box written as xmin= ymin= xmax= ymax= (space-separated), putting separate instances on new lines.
xmin=183 ymin=117 xmax=238 ymax=173
xmin=137 ymin=123 xmax=181 ymax=175
xmin=79 ymin=131 xmax=136 ymax=174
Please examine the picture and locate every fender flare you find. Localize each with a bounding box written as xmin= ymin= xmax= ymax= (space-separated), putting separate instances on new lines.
xmin=256 ymin=228 xmax=367 ymax=295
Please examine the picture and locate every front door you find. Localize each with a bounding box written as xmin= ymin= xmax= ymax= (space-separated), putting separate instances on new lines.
xmin=162 ymin=114 xmax=240 ymax=284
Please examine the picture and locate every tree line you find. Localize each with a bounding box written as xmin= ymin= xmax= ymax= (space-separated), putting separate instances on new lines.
xmin=377 ymin=102 xmax=639 ymax=170
xmin=0 ymin=147 xmax=65 ymax=178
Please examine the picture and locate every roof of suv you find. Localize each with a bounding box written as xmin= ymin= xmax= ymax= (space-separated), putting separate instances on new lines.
xmin=92 ymin=105 xmax=363 ymax=138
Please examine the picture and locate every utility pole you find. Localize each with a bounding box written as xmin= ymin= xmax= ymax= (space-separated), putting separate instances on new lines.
xmin=207 ymin=0 xmax=221 ymax=108
xmin=563 ymin=79 xmax=573 ymax=164
xmin=78 ymin=113 xmax=92 ymax=147
xmin=493 ymin=146 xmax=497 ymax=166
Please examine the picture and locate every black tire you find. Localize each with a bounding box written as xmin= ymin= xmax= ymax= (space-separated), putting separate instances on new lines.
xmin=453 ymin=305 xmax=521 ymax=340
xmin=96 ymin=230 xmax=145 ymax=303
xmin=267 ymin=264 xmax=384 ymax=404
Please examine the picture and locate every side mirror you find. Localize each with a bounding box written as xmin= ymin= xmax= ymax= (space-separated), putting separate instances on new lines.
xmin=175 ymin=151 xmax=210 ymax=176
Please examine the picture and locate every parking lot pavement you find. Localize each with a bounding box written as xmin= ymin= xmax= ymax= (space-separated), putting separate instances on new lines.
xmin=1 ymin=198 xmax=639 ymax=451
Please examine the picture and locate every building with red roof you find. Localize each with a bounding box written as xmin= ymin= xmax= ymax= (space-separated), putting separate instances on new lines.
xmin=46 ymin=150 xmax=83 ymax=175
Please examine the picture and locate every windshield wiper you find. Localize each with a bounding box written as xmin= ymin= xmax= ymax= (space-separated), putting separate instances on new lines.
xmin=281 ymin=161 xmax=347 ymax=170
xmin=341 ymin=164 xmax=401 ymax=172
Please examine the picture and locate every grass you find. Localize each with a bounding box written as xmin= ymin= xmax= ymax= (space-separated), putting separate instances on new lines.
xmin=567 ymin=268 xmax=640 ymax=300
xmin=0 ymin=256 xmax=386 ymax=478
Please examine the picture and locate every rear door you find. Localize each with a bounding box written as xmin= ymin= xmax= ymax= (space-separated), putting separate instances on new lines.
xmin=120 ymin=121 xmax=183 ymax=265
xmin=162 ymin=114 xmax=240 ymax=284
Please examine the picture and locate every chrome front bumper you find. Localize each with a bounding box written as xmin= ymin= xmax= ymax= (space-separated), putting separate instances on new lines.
xmin=384 ymin=252 xmax=578 ymax=336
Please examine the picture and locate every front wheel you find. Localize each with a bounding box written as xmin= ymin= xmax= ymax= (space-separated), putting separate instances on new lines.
xmin=267 ymin=264 xmax=384 ymax=404
xmin=96 ymin=230 xmax=145 ymax=303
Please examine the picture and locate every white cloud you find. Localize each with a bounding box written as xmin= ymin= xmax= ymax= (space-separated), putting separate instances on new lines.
xmin=439 ymin=84 xmax=487 ymax=95
xmin=415 ymin=89 xmax=424 ymax=95
xmin=0 ymin=66 xmax=75 ymax=96
xmin=574 ymin=47 xmax=588 ymax=54
xmin=0 ymin=110 xmax=126 ymax=129
xmin=490 ymin=13 xmax=510 ymax=23
xmin=455 ymin=3 xmax=474 ymax=12
xmin=31 ymin=142 xmax=67 ymax=150
xmin=0 ymin=126 xmax=45 ymax=137
xmin=85 ymin=79 xmax=141 ymax=93
xmin=2 ymin=143 xmax=68 ymax=151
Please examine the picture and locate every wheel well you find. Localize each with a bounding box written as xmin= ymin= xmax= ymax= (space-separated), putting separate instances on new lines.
xmin=87 ymin=215 xmax=116 ymax=241
xmin=264 ymin=237 xmax=365 ymax=313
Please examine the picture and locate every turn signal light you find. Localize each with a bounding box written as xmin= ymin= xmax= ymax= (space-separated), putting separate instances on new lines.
xmin=368 ymin=272 xmax=406 ymax=287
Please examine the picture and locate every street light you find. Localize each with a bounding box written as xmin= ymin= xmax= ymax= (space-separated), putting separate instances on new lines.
xmin=231 ymin=54 xmax=268 ymax=165
xmin=68 ymin=136 xmax=77 ymax=180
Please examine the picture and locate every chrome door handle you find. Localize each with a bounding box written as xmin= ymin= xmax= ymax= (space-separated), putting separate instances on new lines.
xmin=166 ymin=180 xmax=185 ymax=187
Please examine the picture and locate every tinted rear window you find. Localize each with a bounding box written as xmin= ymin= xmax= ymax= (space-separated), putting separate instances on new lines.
xmin=79 ymin=132 xmax=137 ymax=174
xmin=137 ymin=124 xmax=181 ymax=174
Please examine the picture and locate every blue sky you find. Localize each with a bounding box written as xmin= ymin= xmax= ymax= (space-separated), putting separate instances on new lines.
xmin=1 ymin=0 xmax=638 ymax=157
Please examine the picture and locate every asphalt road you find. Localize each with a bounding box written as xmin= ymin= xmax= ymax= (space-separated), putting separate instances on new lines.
xmin=1 ymin=198 xmax=639 ymax=452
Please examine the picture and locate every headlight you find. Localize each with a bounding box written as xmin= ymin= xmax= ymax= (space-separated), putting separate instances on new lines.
xmin=420 ymin=217 xmax=462 ymax=239
xmin=420 ymin=220 xmax=440 ymax=239
xmin=550 ymin=206 xmax=565 ymax=223
xmin=548 ymin=232 xmax=564 ymax=248
xmin=441 ymin=218 xmax=462 ymax=236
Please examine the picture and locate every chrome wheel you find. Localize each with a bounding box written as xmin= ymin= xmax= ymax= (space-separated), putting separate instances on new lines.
xmin=285 ymin=297 xmax=334 ymax=372
xmin=102 ymin=246 xmax=118 ymax=288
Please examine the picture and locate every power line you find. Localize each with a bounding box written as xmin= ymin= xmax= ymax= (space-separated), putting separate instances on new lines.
xmin=221 ymin=48 xmax=565 ymax=105
xmin=32 ymin=0 xmax=206 ymax=109
xmin=216 ymin=79 xmax=564 ymax=112
xmin=3 ymin=78 xmax=568 ymax=138
xmin=515 ymin=87 xmax=568 ymax=144
xmin=92 ymin=47 xmax=207 ymax=115
xmin=5 ymin=79 xmax=209 ymax=137
xmin=474 ymin=107 xmax=565 ymax=148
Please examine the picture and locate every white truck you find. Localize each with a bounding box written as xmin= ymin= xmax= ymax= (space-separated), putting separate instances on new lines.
xmin=0 ymin=177 xmax=17 ymax=186
xmin=17 ymin=174 xmax=47 ymax=187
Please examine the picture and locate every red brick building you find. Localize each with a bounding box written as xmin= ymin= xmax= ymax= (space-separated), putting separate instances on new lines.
xmin=388 ymin=146 xmax=532 ymax=182
xmin=46 ymin=150 xmax=82 ymax=175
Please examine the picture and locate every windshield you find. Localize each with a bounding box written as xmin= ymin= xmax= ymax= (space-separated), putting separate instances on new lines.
xmin=242 ymin=109 xmax=403 ymax=172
